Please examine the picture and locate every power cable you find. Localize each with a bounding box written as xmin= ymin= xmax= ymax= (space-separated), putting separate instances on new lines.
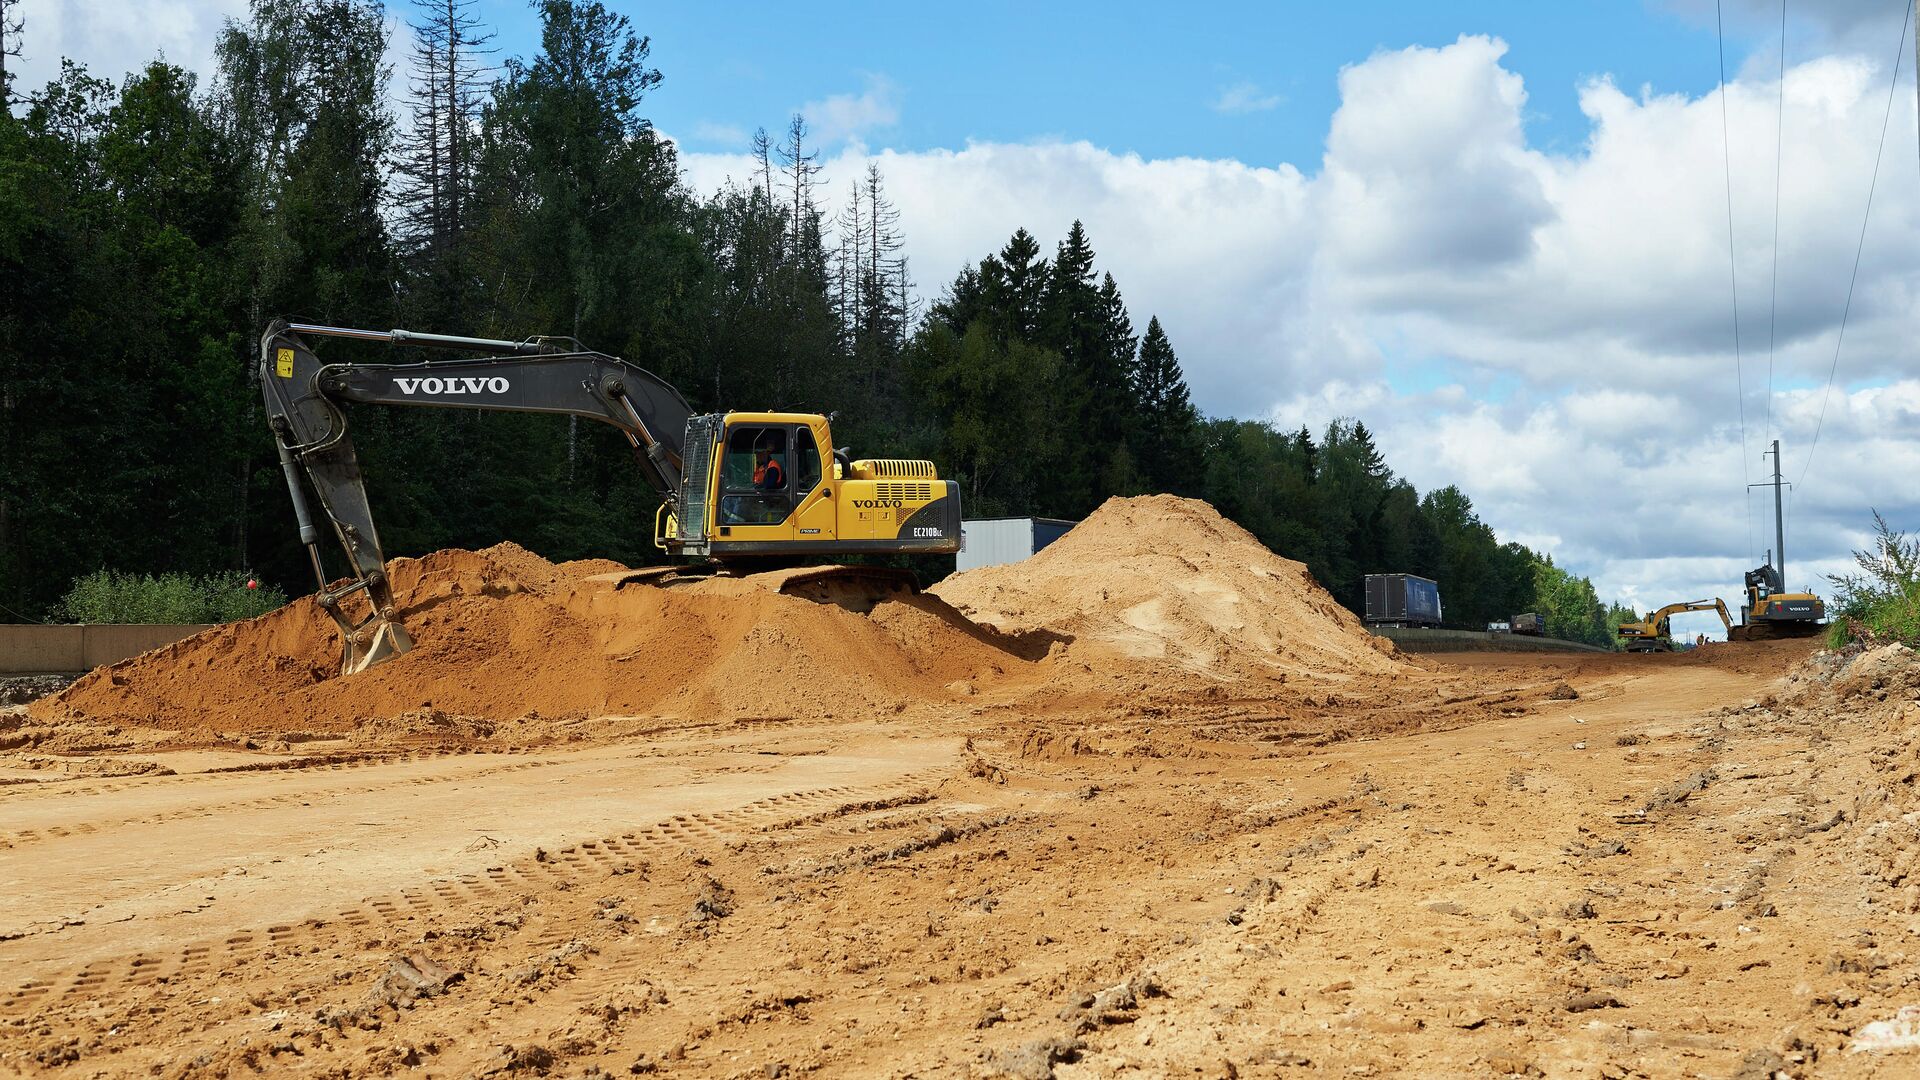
xmin=0 ymin=599 xmax=46 ymax=624
xmin=1715 ymin=0 xmax=1757 ymax=566
xmin=1764 ymin=0 xmax=1787 ymax=449
xmin=1796 ymin=0 xmax=1910 ymax=495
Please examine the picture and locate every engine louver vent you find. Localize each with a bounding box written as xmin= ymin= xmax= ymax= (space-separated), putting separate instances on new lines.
xmin=876 ymin=482 xmax=933 ymax=502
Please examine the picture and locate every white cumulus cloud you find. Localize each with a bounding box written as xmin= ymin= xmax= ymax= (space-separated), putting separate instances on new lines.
xmin=689 ymin=31 xmax=1920 ymax=616
xmin=11 ymin=0 xmax=248 ymax=94
xmin=797 ymin=73 xmax=901 ymax=146
xmin=1211 ymin=80 xmax=1283 ymax=114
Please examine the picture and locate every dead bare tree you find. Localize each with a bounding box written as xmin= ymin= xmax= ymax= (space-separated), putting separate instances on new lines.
xmin=1 ymin=0 xmax=24 ymax=108
xmin=395 ymin=0 xmax=494 ymax=257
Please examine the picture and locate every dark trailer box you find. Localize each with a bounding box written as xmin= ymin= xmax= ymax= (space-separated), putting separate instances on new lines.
xmin=1364 ymin=573 xmax=1443 ymax=627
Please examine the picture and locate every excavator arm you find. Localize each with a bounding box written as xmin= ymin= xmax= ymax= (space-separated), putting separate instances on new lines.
xmin=259 ymin=320 xmax=693 ymax=674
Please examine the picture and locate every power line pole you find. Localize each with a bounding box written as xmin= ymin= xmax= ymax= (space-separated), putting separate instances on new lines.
xmin=1765 ymin=439 xmax=1786 ymax=583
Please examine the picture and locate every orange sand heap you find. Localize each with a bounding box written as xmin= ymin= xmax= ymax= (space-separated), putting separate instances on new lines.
xmin=35 ymin=543 xmax=1029 ymax=734
xmin=932 ymin=495 xmax=1402 ymax=681
xmin=36 ymin=496 xmax=1401 ymax=735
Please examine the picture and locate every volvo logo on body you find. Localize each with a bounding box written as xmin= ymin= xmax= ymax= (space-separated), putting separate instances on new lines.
xmin=852 ymin=498 xmax=904 ymax=509
xmin=393 ymin=375 xmax=511 ymax=395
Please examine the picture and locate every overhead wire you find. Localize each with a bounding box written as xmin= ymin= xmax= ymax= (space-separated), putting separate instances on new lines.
xmin=1795 ymin=0 xmax=1911 ymax=496
xmin=1764 ymin=0 xmax=1787 ymax=449
xmin=1715 ymin=0 xmax=1758 ymax=566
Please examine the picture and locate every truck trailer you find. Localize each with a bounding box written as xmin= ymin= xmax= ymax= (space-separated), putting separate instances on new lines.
xmin=1364 ymin=573 xmax=1443 ymax=628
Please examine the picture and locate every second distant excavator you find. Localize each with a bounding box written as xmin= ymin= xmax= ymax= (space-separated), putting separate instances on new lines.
xmin=1618 ymin=598 xmax=1733 ymax=653
xmin=260 ymin=320 xmax=962 ymax=674
xmin=1724 ymin=440 xmax=1825 ymax=642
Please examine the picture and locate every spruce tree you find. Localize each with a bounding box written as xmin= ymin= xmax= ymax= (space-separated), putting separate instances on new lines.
xmin=1132 ymin=316 xmax=1202 ymax=494
xmin=0 ymin=0 xmax=22 ymax=108
xmin=396 ymin=0 xmax=494 ymax=271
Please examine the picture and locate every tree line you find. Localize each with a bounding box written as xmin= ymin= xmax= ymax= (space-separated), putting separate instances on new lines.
xmin=0 ymin=0 xmax=1634 ymax=646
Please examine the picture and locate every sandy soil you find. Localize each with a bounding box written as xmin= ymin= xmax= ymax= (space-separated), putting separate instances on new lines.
xmin=8 ymin=636 xmax=1920 ymax=1078
xmin=5 ymin=497 xmax=1918 ymax=1077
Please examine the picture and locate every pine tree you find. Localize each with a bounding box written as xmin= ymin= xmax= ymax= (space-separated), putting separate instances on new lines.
xmin=1042 ymin=222 xmax=1135 ymax=508
xmin=1132 ymin=316 xmax=1202 ymax=494
xmin=833 ymin=165 xmax=909 ymax=358
xmin=858 ymin=163 xmax=908 ymax=358
xmin=833 ymin=174 xmax=863 ymax=343
xmin=1291 ymin=426 xmax=1317 ymax=483
xmin=983 ymin=227 xmax=1046 ymax=342
xmin=395 ymin=0 xmax=494 ymax=264
xmin=777 ymin=113 xmax=819 ymax=252
xmin=1349 ymin=421 xmax=1389 ymax=479
xmin=0 ymin=0 xmax=22 ymax=108
xmin=749 ymin=125 xmax=773 ymax=201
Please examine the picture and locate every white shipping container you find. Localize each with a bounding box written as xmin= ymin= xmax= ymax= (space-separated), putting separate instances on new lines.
xmin=956 ymin=517 xmax=1077 ymax=572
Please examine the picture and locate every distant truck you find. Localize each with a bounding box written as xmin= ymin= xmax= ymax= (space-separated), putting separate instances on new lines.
xmin=1364 ymin=573 xmax=1443 ymax=628
xmin=1509 ymin=612 xmax=1544 ymax=636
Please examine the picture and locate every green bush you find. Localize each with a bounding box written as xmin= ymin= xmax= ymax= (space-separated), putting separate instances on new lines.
xmin=1827 ymin=512 xmax=1920 ymax=648
xmin=55 ymin=570 xmax=288 ymax=624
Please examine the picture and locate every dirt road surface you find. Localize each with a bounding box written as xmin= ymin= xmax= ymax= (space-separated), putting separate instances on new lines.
xmin=10 ymin=636 xmax=1920 ymax=1078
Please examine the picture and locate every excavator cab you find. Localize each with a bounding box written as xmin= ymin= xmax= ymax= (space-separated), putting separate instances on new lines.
xmin=657 ymin=412 xmax=960 ymax=559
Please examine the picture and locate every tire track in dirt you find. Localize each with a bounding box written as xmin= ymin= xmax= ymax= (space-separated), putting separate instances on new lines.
xmin=0 ymin=755 xmax=570 ymax=848
xmin=0 ymin=737 xmax=804 ymax=850
xmin=422 ymin=787 xmax=1037 ymax=1076
xmin=0 ymin=769 xmax=950 ymax=1015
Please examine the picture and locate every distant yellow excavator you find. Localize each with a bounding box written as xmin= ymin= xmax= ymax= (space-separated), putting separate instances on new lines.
xmin=1618 ymin=598 xmax=1733 ymax=653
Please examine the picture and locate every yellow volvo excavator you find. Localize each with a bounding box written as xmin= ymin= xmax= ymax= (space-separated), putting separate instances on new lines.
xmin=260 ymin=321 xmax=962 ymax=674
xmin=1725 ymin=563 xmax=1826 ymax=641
xmin=1618 ymin=598 xmax=1733 ymax=653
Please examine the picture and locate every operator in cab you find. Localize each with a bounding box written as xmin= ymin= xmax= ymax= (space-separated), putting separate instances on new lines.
xmin=754 ymin=443 xmax=786 ymax=492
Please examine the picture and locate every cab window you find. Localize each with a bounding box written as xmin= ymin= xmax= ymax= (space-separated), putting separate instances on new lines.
xmin=719 ymin=426 xmax=793 ymax=525
xmin=795 ymin=427 xmax=822 ymax=493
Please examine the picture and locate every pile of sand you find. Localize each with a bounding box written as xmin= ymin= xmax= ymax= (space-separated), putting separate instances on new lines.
xmin=933 ymin=495 xmax=1402 ymax=681
xmin=35 ymin=496 xmax=1401 ymax=736
xmin=34 ymin=543 xmax=1031 ymax=735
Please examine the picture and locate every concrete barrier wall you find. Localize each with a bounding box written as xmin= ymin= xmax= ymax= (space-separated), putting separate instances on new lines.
xmin=1372 ymin=626 xmax=1612 ymax=655
xmin=0 ymin=624 xmax=215 ymax=675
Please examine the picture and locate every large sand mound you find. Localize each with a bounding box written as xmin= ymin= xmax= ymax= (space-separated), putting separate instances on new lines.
xmin=36 ymin=496 xmax=1398 ymax=736
xmin=933 ymin=495 xmax=1402 ymax=680
xmin=35 ymin=543 xmax=1031 ymax=734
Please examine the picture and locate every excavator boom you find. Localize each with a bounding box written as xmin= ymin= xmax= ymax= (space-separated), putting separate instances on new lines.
xmin=261 ymin=320 xmax=694 ymax=674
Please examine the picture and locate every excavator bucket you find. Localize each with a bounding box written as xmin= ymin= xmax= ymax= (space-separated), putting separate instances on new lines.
xmin=343 ymin=614 xmax=414 ymax=675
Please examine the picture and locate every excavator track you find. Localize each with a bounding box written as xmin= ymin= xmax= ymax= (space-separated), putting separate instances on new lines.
xmin=1729 ymin=621 xmax=1824 ymax=643
xmin=762 ymin=565 xmax=920 ymax=613
xmin=586 ymin=563 xmax=919 ymax=614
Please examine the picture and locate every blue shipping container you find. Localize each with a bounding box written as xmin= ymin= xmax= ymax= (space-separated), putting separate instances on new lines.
xmin=1364 ymin=573 xmax=1443 ymax=627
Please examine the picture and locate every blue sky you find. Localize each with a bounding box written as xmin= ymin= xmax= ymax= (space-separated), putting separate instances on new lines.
xmin=470 ymin=1 xmax=1772 ymax=164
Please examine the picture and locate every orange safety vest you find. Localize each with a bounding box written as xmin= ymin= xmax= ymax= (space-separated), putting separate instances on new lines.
xmin=754 ymin=458 xmax=785 ymax=488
